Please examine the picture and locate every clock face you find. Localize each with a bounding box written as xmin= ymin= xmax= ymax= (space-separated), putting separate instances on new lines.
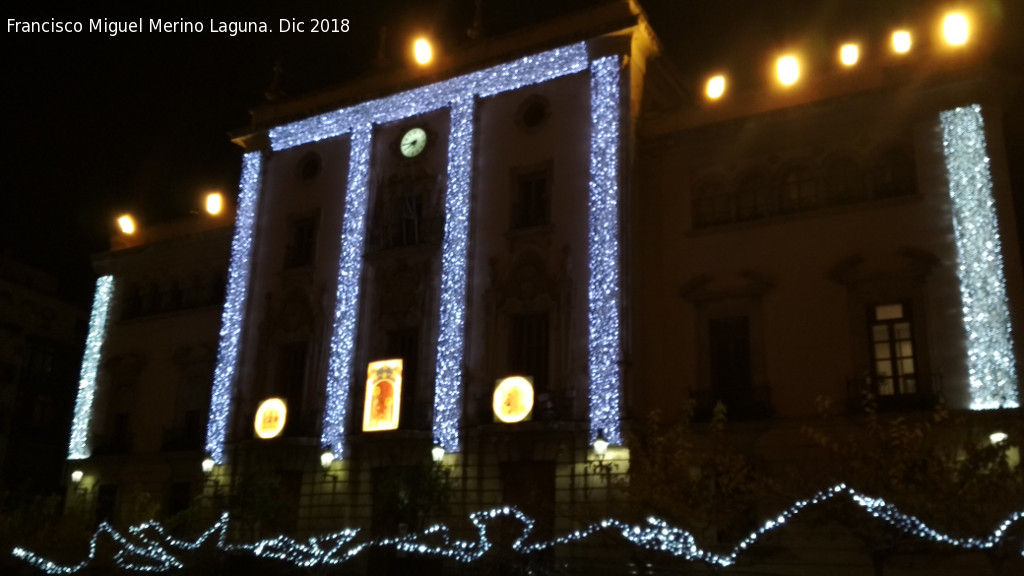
xmin=400 ymin=127 xmax=427 ymax=158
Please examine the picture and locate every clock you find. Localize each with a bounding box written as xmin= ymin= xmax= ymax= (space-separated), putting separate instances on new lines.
xmin=399 ymin=127 xmax=428 ymax=158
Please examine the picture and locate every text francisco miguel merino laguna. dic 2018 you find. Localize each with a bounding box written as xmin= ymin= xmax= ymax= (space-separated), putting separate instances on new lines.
xmin=7 ymin=18 xmax=351 ymax=36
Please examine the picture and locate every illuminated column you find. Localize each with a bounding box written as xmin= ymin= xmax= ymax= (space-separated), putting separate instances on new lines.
xmin=322 ymin=125 xmax=373 ymax=458
xmin=587 ymin=56 xmax=624 ymax=444
xmin=940 ymin=104 xmax=1020 ymax=409
xmin=432 ymin=97 xmax=475 ymax=453
xmin=67 ymin=275 xmax=114 ymax=460
xmin=205 ymin=151 xmax=263 ymax=463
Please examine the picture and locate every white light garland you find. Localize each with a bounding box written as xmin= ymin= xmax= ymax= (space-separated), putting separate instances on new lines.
xmin=432 ymin=96 xmax=474 ymax=453
xmin=587 ymin=56 xmax=624 ymax=445
xmin=322 ymin=125 xmax=372 ymax=458
xmin=940 ymin=104 xmax=1020 ymax=409
xmin=206 ymin=151 xmax=263 ymax=463
xmin=13 ymin=484 xmax=1022 ymax=573
xmin=67 ymin=275 xmax=114 ymax=460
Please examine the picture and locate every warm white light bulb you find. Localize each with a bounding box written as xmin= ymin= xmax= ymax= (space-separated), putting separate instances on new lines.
xmin=705 ymin=75 xmax=725 ymax=99
xmin=944 ymin=13 xmax=969 ymax=46
xmin=840 ymin=44 xmax=859 ymax=66
xmin=892 ymin=30 xmax=912 ymax=53
xmin=776 ymin=56 xmax=799 ymax=86
xmin=413 ymin=38 xmax=432 ymax=64
xmin=205 ymin=192 xmax=223 ymax=215
xmin=117 ymin=214 xmax=136 ymax=235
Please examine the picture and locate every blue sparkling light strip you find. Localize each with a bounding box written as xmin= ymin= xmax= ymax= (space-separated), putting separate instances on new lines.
xmin=322 ymin=126 xmax=373 ymax=458
xmin=13 ymin=483 xmax=1024 ymax=573
xmin=206 ymin=151 xmax=263 ymax=463
xmin=432 ymin=97 xmax=475 ymax=453
xmin=587 ymin=56 xmax=624 ymax=444
xmin=268 ymin=43 xmax=588 ymax=151
xmin=67 ymin=275 xmax=114 ymax=460
xmin=940 ymin=104 xmax=1020 ymax=410
xmin=269 ymin=43 xmax=589 ymax=458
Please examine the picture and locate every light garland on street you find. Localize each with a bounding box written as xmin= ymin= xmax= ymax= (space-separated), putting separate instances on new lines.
xmin=13 ymin=484 xmax=1022 ymax=573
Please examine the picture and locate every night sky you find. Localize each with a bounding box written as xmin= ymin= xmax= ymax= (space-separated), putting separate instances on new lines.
xmin=4 ymin=0 xmax=1022 ymax=306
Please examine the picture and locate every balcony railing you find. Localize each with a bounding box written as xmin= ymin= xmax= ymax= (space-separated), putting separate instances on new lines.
xmin=367 ymin=216 xmax=444 ymax=251
xmin=690 ymin=386 xmax=774 ymax=422
xmin=162 ymin=426 xmax=205 ymax=452
xmin=92 ymin=433 xmax=133 ymax=456
xmin=846 ymin=374 xmax=942 ymax=413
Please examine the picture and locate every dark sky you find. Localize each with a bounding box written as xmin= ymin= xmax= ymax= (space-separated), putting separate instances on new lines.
xmin=4 ymin=1 xmax=1022 ymax=306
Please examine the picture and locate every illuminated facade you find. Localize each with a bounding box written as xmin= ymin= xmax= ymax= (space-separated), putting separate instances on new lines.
xmin=57 ymin=1 xmax=1023 ymax=574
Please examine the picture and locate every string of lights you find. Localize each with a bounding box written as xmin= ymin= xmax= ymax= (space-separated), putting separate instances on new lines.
xmin=587 ymin=56 xmax=624 ymax=446
xmin=322 ymin=125 xmax=373 ymax=459
xmin=432 ymin=96 xmax=474 ymax=453
xmin=940 ymin=104 xmax=1020 ymax=410
xmin=13 ymin=484 xmax=1022 ymax=573
xmin=67 ymin=275 xmax=114 ymax=460
xmin=205 ymin=152 xmax=263 ymax=464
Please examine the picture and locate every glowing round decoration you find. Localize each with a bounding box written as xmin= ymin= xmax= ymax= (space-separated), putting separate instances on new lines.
xmin=205 ymin=192 xmax=224 ymax=215
xmin=117 ymin=214 xmax=136 ymax=235
xmin=839 ymin=43 xmax=859 ymax=66
xmin=776 ymin=56 xmax=799 ymax=86
xmin=892 ymin=30 xmax=912 ymax=54
xmin=493 ymin=377 xmax=534 ymax=423
xmin=705 ymin=75 xmax=725 ymax=100
xmin=254 ymin=398 xmax=287 ymax=439
xmin=943 ymin=13 xmax=969 ymax=46
xmin=413 ymin=38 xmax=432 ymax=65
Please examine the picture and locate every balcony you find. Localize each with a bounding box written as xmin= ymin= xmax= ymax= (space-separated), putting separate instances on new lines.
xmin=367 ymin=216 xmax=444 ymax=252
xmin=162 ymin=425 xmax=205 ymax=452
xmin=92 ymin=433 xmax=134 ymax=456
xmin=691 ymin=386 xmax=774 ymax=422
xmin=846 ymin=374 xmax=941 ymax=413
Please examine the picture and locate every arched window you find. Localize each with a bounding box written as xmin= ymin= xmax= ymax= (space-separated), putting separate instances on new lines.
xmin=779 ymin=164 xmax=818 ymax=212
xmin=824 ymin=155 xmax=865 ymax=205
xmin=736 ymin=171 xmax=773 ymax=221
xmin=693 ymin=179 xmax=732 ymax=227
xmin=872 ymin=146 xmax=916 ymax=198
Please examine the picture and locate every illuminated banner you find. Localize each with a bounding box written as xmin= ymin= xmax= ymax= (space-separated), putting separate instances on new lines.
xmin=363 ymin=359 xmax=403 ymax=432
xmin=254 ymin=398 xmax=287 ymax=439
xmin=493 ymin=376 xmax=534 ymax=423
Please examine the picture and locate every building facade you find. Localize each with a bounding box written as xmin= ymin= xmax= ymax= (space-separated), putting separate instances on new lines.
xmin=51 ymin=1 xmax=1022 ymax=574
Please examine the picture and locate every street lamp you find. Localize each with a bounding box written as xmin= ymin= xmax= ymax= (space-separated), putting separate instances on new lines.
xmin=592 ymin=429 xmax=608 ymax=460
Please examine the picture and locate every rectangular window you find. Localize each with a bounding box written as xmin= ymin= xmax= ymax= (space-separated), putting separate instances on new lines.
xmin=167 ymin=481 xmax=192 ymax=517
xmin=509 ymin=313 xmax=550 ymax=394
xmin=276 ymin=341 xmax=309 ymax=433
xmin=96 ymin=484 xmax=118 ymax=524
xmin=870 ymin=303 xmax=916 ymax=395
xmin=513 ymin=170 xmax=549 ymax=228
xmin=387 ymin=328 xmax=419 ymax=428
xmin=285 ymin=217 xmax=318 ymax=268
xmin=709 ymin=316 xmax=752 ymax=394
